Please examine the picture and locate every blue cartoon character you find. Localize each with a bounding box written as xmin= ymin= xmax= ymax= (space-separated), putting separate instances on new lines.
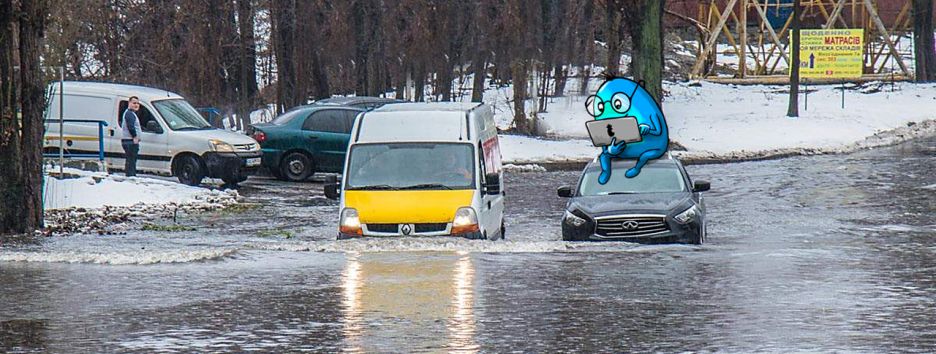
xmin=585 ymin=77 xmax=668 ymax=184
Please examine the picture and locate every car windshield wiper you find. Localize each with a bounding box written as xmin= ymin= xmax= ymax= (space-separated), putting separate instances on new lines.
xmin=398 ymin=183 xmax=453 ymax=190
xmin=605 ymin=191 xmax=639 ymax=195
xmin=347 ymin=184 xmax=397 ymax=190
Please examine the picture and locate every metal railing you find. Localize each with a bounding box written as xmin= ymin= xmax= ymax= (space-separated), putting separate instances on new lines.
xmin=43 ymin=119 xmax=109 ymax=163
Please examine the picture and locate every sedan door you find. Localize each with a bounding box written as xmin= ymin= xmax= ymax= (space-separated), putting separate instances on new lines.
xmin=301 ymin=109 xmax=353 ymax=172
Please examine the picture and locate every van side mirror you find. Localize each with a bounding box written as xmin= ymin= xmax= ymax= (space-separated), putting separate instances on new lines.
xmin=693 ymin=180 xmax=711 ymax=192
xmin=484 ymin=174 xmax=500 ymax=195
xmin=145 ymin=120 xmax=163 ymax=134
xmin=557 ymin=186 xmax=573 ymax=198
xmin=324 ymin=175 xmax=341 ymax=200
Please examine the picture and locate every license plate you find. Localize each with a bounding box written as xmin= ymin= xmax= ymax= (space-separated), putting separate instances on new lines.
xmin=246 ymin=157 xmax=261 ymax=167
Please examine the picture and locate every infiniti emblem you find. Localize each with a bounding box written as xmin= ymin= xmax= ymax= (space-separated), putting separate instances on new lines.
xmin=400 ymin=224 xmax=413 ymax=235
xmin=621 ymin=221 xmax=639 ymax=230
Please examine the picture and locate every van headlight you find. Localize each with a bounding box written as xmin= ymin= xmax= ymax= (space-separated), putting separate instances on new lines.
xmin=339 ymin=208 xmax=362 ymax=236
xmin=451 ymin=207 xmax=479 ymax=235
xmin=209 ymin=139 xmax=235 ymax=152
xmin=674 ymin=204 xmax=700 ymax=224
xmin=563 ymin=210 xmax=587 ymax=227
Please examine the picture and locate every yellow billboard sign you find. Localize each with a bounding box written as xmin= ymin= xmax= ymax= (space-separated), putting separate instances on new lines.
xmin=793 ymin=29 xmax=864 ymax=79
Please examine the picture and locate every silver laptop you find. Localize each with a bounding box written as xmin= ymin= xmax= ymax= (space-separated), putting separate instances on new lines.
xmin=586 ymin=117 xmax=642 ymax=147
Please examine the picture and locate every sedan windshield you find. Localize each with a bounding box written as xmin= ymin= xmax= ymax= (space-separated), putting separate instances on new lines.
xmin=152 ymin=99 xmax=213 ymax=131
xmin=346 ymin=143 xmax=474 ymax=190
xmin=579 ymin=166 xmax=686 ymax=195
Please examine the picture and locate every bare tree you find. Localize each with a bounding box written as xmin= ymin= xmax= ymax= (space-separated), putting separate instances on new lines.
xmin=625 ymin=0 xmax=664 ymax=103
xmin=913 ymin=0 xmax=936 ymax=82
xmin=1 ymin=0 xmax=49 ymax=235
xmin=787 ymin=0 xmax=801 ymax=117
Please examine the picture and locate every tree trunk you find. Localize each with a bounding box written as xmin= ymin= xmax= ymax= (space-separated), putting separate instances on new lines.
xmin=414 ymin=62 xmax=425 ymax=102
xmin=237 ymin=0 xmax=258 ymax=130
xmin=511 ymin=59 xmax=531 ymax=134
xmin=913 ymin=0 xmax=936 ymax=82
xmin=628 ymin=0 xmax=664 ymax=104
xmin=553 ymin=65 xmax=568 ymax=96
xmin=579 ymin=0 xmax=595 ymax=95
xmin=787 ymin=0 xmax=801 ymax=117
xmin=272 ymin=0 xmax=297 ymax=113
xmin=471 ymin=56 xmax=486 ymax=102
xmin=605 ymin=0 xmax=622 ymax=75
xmin=1 ymin=0 xmax=48 ymax=235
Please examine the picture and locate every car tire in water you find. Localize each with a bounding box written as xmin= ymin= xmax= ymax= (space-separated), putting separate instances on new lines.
xmin=269 ymin=166 xmax=286 ymax=180
xmin=175 ymin=155 xmax=205 ymax=186
xmin=280 ymin=152 xmax=313 ymax=182
xmin=687 ymin=222 xmax=704 ymax=245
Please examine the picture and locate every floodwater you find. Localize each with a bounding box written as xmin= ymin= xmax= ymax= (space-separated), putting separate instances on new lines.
xmin=1 ymin=137 xmax=934 ymax=352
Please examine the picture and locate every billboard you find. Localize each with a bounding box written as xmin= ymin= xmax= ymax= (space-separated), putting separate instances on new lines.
xmin=793 ymin=29 xmax=864 ymax=79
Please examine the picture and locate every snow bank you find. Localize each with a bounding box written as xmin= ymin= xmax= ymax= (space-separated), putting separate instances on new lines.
xmin=43 ymin=168 xmax=235 ymax=210
xmin=0 ymin=248 xmax=238 ymax=265
xmin=487 ymin=80 xmax=936 ymax=164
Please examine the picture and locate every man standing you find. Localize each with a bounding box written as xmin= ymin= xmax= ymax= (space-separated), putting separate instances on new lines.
xmin=121 ymin=96 xmax=141 ymax=177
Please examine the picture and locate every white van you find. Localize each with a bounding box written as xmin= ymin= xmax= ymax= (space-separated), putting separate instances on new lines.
xmin=44 ymin=81 xmax=261 ymax=186
xmin=324 ymin=102 xmax=506 ymax=240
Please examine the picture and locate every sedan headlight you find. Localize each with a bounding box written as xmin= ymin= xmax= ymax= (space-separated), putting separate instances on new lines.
xmin=209 ymin=139 xmax=235 ymax=152
xmin=563 ymin=210 xmax=587 ymax=227
xmin=674 ymin=204 xmax=700 ymax=224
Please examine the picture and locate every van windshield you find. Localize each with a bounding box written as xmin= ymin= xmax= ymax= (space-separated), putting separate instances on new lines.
xmin=153 ymin=99 xmax=213 ymax=131
xmin=346 ymin=143 xmax=475 ymax=190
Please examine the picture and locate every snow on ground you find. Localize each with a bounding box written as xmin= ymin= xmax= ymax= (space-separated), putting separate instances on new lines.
xmin=488 ymin=79 xmax=936 ymax=164
xmin=43 ymin=167 xmax=238 ymax=210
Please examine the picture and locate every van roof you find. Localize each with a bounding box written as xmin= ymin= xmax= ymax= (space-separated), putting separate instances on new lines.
xmin=373 ymin=102 xmax=483 ymax=113
xmin=51 ymin=81 xmax=184 ymax=101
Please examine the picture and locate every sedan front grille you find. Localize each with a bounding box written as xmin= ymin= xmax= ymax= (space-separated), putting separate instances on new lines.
xmin=595 ymin=215 xmax=669 ymax=237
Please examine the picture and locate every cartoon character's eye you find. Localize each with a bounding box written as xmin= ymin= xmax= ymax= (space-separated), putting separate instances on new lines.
xmin=585 ymin=95 xmax=604 ymax=117
xmin=610 ymin=92 xmax=630 ymax=114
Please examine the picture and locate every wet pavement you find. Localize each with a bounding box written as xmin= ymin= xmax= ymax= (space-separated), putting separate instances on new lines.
xmin=1 ymin=137 xmax=934 ymax=352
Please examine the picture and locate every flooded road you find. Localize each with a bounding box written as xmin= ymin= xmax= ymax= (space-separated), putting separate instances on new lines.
xmin=1 ymin=137 xmax=934 ymax=352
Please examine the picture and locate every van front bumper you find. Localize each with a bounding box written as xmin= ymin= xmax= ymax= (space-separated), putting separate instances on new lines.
xmin=203 ymin=151 xmax=262 ymax=182
xmin=337 ymin=229 xmax=484 ymax=240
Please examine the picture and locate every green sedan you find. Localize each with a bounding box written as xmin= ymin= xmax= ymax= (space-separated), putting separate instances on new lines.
xmin=249 ymin=106 xmax=363 ymax=181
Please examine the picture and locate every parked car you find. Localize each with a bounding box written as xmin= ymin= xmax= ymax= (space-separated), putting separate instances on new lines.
xmin=324 ymin=102 xmax=505 ymax=240
xmin=44 ymin=81 xmax=261 ymax=186
xmin=311 ymin=96 xmax=403 ymax=111
xmin=557 ymin=156 xmax=710 ymax=244
xmin=249 ymin=106 xmax=364 ymax=181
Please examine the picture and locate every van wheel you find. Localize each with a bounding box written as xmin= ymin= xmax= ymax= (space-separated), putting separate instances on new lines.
xmin=280 ymin=152 xmax=313 ymax=181
xmin=176 ymin=155 xmax=205 ymax=186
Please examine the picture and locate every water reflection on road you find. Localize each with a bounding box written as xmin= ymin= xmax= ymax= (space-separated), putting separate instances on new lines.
xmin=339 ymin=253 xmax=478 ymax=353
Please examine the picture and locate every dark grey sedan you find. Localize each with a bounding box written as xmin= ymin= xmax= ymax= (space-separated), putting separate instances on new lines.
xmin=557 ymin=157 xmax=710 ymax=244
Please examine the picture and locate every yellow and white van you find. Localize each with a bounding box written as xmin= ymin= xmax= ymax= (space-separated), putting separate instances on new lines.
xmin=325 ymin=102 xmax=505 ymax=240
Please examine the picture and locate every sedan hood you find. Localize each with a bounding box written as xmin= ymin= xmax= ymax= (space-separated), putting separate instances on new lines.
xmin=570 ymin=192 xmax=691 ymax=216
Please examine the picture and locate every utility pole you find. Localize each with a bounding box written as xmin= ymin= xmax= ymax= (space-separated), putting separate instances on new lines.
xmin=787 ymin=0 xmax=801 ymax=117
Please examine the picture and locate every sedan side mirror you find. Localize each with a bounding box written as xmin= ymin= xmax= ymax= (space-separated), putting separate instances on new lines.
xmin=557 ymin=186 xmax=573 ymax=198
xmin=324 ymin=175 xmax=341 ymax=200
xmin=693 ymin=180 xmax=711 ymax=192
